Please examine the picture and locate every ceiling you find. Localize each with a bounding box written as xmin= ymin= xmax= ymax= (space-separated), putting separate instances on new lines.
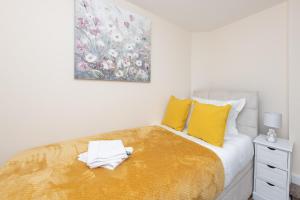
xmin=126 ymin=0 xmax=286 ymax=31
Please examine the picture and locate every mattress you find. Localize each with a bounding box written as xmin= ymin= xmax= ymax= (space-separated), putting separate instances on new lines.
xmin=159 ymin=125 xmax=254 ymax=187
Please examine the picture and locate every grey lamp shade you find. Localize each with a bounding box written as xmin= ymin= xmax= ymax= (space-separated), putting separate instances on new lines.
xmin=264 ymin=112 xmax=282 ymax=129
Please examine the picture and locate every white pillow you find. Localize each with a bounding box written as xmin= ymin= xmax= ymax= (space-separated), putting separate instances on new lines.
xmin=192 ymin=97 xmax=246 ymax=135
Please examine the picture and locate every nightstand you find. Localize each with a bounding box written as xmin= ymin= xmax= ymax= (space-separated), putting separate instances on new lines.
xmin=253 ymin=135 xmax=293 ymax=200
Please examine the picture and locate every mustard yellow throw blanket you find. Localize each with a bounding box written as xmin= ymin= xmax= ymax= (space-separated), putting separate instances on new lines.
xmin=0 ymin=126 xmax=224 ymax=200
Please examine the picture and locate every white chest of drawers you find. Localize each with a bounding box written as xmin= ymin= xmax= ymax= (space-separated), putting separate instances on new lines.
xmin=253 ymin=135 xmax=293 ymax=200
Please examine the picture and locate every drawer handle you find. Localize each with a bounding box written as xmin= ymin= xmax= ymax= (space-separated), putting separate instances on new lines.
xmin=267 ymin=164 xmax=276 ymax=169
xmin=267 ymin=147 xmax=276 ymax=151
xmin=266 ymin=182 xmax=275 ymax=187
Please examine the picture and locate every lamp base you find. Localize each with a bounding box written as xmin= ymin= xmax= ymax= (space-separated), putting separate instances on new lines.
xmin=266 ymin=128 xmax=277 ymax=143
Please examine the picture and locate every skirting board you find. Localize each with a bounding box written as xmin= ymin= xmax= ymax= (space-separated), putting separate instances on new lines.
xmin=292 ymin=173 xmax=300 ymax=185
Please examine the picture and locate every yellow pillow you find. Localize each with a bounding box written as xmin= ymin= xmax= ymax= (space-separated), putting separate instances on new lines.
xmin=188 ymin=102 xmax=231 ymax=147
xmin=162 ymin=96 xmax=192 ymax=131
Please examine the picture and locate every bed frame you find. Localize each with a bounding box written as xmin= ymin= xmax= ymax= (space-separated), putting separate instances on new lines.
xmin=193 ymin=89 xmax=259 ymax=200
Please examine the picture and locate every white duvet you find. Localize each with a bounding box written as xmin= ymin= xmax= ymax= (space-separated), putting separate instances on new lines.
xmin=158 ymin=125 xmax=254 ymax=187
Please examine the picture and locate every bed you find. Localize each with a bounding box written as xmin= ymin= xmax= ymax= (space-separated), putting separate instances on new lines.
xmin=0 ymin=89 xmax=258 ymax=200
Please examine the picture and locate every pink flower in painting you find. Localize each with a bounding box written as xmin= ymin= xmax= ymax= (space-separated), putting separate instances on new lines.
xmin=93 ymin=17 xmax=101 ymax=26
xmin=77 ymin=62 xmax=89 ymax=71
xmin=144 ymin=44 xmax=150 ymax=49
xmin=124 ymin=21 xmax=130 ymax=29
xmin=122 ymin=58 xmax=131 ymax=67
xmin=76 ymin=40 xmax=87 ymax=52
xmin=129 ymin=14 xmax=134 ymax=22
xmin=90 ymin=28 xmax=100 ymax=36
xmin=77 ymin=18 xmax=89 ymax=29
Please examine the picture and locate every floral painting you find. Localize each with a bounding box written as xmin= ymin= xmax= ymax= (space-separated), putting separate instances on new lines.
xmin=75 ymin=0 xmax=151 ymax=82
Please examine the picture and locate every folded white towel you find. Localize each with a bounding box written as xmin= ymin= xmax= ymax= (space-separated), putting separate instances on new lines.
xmin=78 ymin=140 xmax=134 ymax=170
xmin=78 ymin=152 xmax=124 ymax=169
xmin=87 ymin=140 xmax=127 ymax=163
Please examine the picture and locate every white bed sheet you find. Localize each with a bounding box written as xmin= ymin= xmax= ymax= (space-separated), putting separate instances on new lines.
xmin=158 ymin=125 xmax=254 ymax=187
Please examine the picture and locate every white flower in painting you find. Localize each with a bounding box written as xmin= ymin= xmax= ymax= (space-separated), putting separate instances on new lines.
xmin=117 ymin=59 xmax=123 ymax=68
xmin=107 ymin=60 xmax=113 ymax=65
xmin=126 ymin=43 xmax=135 ymax=51
xmin=115 ymin=70 xmax=124 ymax=78
xmin=135 ymin=36 xmax=141 ymax=43
xmin=133 ymin=53 xmax=139 ymax=58
xmin=137 ymin=29 xmax=144 ymax=35
xmin=144 ymin=63 xmax=150 ymax=70
xmin=86 ymin=31 xmax=94 ymax=39
xmin=135 ymin=60 xmax=143 ymax=67
xmin=85 ymin=13 xmax=94 ymax=20
xmin=81 ymin=0 xmax=90 ymax=9
xmin=97 ymin=40 xmax=105 ymax=47
xmin=81 ymin=38 xmax=89 ymax=45
xmin=104 ymin=6 xmax=110 ymax=12
xmin=129 ymin=67 xmax=137 ymax=75
xmin=102 ymin=60 xmax=114 ymax=70
xmin=102 ymin=61 xmax=109 ymax=70
xmin=106 ymin=22 xmax=115 ymax=31
xmin=112 ymin=33 xmax=123 ymax=42
xmin=108 ymin=49 xmax=118 ymax=58
xmin=127 ymin=53 xmax=134 ymax=59
xmin=122 ymin=59 xmax=131 ymax=67
xmin=137 ymin=69 xmax=148 ymax=80
xmin=85 ymin=53 xmax=97 ymax=63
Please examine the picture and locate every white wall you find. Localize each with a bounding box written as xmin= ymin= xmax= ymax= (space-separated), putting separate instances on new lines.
xmin=191 ymin=3 xmax=288 ymax=138
xmin=288 ymin=0 xmax=300 ymax=179
xmin=0 ymin=0 xmax=191 ymax=164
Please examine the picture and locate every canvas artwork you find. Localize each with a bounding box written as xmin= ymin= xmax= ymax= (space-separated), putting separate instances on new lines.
xmin=75 ymin=0 xmax=151 ymax=82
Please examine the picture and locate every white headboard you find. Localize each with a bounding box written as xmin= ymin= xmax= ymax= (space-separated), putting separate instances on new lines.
xmin=193 ymin=89 xmax=259 ymax=138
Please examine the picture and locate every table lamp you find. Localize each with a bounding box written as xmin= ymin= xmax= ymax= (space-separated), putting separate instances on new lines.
xmin=264 ymin=112 xmax=282 ymax=143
